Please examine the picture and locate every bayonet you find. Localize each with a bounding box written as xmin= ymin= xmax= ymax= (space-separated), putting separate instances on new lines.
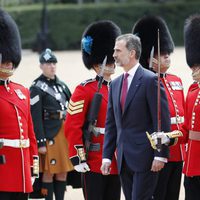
xmin=97 ymin=55 xmax=107 ymax=92
xmin=149 ymin=46 xmax=154 ymax=70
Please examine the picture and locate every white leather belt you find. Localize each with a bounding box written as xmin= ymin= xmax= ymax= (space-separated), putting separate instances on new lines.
xmin=93 ymin=127 xmax=105 ymax=134
xmin=171 ymin=116 xmax=184 ymax=124
xmin=189 ymin=130 xmax=200 ymax=141
xmin=0 ymin=138 xmax=30 ymax=148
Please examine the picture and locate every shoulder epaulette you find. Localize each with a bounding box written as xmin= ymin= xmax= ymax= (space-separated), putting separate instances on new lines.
xmin=30 ymin=81 xmax=37 ymax=87
xmin=166 ymin=73 xmax=174 ymax=77
xmin=30 ymin=76 xmax=41 ymax=87
xmin=10 ymin=81 xmax=24 ymax=88
xmin=166 ymin=73 xmax=180 ymax=79
xmin=190 ymin=82 xmax=199 ymax=91
xmin=80 ymin=78 xmax=96 ymax=86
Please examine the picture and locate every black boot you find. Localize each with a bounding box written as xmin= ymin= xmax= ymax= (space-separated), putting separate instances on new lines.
xmin=54 ymin=180 xmax=66 ymax=200
xmin=41 ymin=182 xmax=54 ymax=200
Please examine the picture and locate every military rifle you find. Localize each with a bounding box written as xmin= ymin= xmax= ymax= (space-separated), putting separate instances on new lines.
xmin=84 ymin=56 xmax=107 ymax=158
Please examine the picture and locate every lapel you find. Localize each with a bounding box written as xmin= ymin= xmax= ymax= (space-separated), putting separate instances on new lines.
xmin=123 ymin=65 xmax=143 ymax=114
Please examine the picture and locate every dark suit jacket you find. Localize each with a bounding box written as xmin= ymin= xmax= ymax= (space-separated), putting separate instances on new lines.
xmin=103 ymin=65 xmax=171 ymax=173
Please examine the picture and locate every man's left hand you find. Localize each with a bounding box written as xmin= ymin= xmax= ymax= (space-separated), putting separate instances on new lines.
xmin=101 ymin=161 xmax=111 ymax=175
xmin=151 ymin=159 xmax=165 ymax=172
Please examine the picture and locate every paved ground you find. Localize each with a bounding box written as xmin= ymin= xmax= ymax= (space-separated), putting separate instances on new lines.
xmin=14 ymin=48 xmax=189 ymax=200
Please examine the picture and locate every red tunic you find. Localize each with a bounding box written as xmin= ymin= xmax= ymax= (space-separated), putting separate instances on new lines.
xmin=65 ymin=78 xmax=118 ymax=174
xmin=161 ymin=74 xmax=185 ymax=162
xmin=0 ymin=82 xmax=38 ymax=193
xmin=182 ymin=83 xmax=200 ymax=176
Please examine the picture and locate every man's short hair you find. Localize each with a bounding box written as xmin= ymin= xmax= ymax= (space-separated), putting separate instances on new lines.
xmin=116 ymin=33 xmax=141 ymax=60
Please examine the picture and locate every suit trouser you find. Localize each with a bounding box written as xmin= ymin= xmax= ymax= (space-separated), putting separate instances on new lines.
xmin=120 ymin=159 xmax=158 ymax=200
xmin=0 ymin=192 xmax=28 ymax=200
xmin=82 ymin=171 xmax=121 ymax=200
xmin=153 ymin=161 xmax=183 ymax=200
xmin=184 ymin=175 xmax=200 ymax=200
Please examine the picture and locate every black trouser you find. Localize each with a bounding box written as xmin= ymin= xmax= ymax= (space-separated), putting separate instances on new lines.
xmin=82 ymin=171 xmax=121 ymax=200
xmin=184 ymin=175 xmax=200 ymax=200
xmin=0 ymin=192 xmax=28 ymax=200
xmin=153 ymin=161 xmax=183 ymax=200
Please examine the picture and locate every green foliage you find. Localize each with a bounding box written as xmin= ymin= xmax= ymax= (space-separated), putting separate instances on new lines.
xmin=4 ymin=2 xmax=200 ymax=50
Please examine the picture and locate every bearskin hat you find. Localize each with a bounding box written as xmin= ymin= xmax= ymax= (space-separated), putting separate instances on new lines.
xmin=184 ymin=14 xmax=200 ymax=68
xmin=39 ymin=48 xmax=57 ymax=64
xmin=81 ymin=20 xmax=121 ymax=70
xmin=0 ymin=9 xmax=21 ymax=68
xmin=132 ymin=15 xmax=174 ymax=69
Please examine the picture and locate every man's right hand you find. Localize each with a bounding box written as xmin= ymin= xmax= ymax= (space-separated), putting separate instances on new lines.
xmin=74 ymin=162 xmax=90 ymax=173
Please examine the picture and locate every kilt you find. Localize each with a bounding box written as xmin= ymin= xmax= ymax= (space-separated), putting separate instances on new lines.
xmin=39 ymin=123 xmax=74 ymax=174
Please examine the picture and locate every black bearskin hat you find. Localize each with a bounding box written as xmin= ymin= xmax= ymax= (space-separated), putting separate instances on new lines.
xmin=81 ymin=20 xmax=121 ymax=70
xmin=184 ymin=14 xmax=200 ymax=68
xmin=0 ymin=9 xmax=21 ymax=68
xmin=39 ymin=48 xmax=57 ymax=64
xmin=132 ymin=15 xmax=174 ymax=69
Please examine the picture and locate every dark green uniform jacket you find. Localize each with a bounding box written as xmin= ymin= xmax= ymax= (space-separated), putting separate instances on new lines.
xmin=30 ymin=74 xmax=71 ymax=148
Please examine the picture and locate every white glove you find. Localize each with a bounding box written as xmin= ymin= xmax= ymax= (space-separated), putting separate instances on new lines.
xmin=31 ymin=177 xmax=35 ymax=185
xmin=151 ymin=131 xmax=170 ymax=146
xmin=74 ymin=162 xmax=90 ymax=173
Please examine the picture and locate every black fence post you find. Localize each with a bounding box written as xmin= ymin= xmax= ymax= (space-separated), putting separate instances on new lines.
xmin=32 ymin=0 xmax=53 ymax=53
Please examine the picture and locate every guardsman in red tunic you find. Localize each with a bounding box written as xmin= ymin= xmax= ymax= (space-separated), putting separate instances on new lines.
xmin=181 ymin=14 xmax=200 ymax=200
xmin=132 ymin=15 xmax=185 ymax=200
xmin=65 ymin=21 xmax=121 ymax=200
xmin=0 ymin=9 xmax=39 ymax=200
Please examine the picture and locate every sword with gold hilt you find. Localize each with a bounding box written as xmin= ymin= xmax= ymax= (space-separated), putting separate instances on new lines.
xmin=156 ymin=29 xmax=162 ymax=152
xmin=146 ymin=30 xmax=183 ymax=150
xmin=146 ymin=29 xmax=162 ymax=151
xmin=146 ymin=30 xmax=162 ymax=152
xmin=145 ymin=29 xmax=162 ymax=152
xmin=146 ymin=29 xmax=162 ymax=152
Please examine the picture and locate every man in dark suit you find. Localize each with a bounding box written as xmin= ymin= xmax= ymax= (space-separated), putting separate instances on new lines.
xmin=101 ymin=33 xmax=171 ymax=200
